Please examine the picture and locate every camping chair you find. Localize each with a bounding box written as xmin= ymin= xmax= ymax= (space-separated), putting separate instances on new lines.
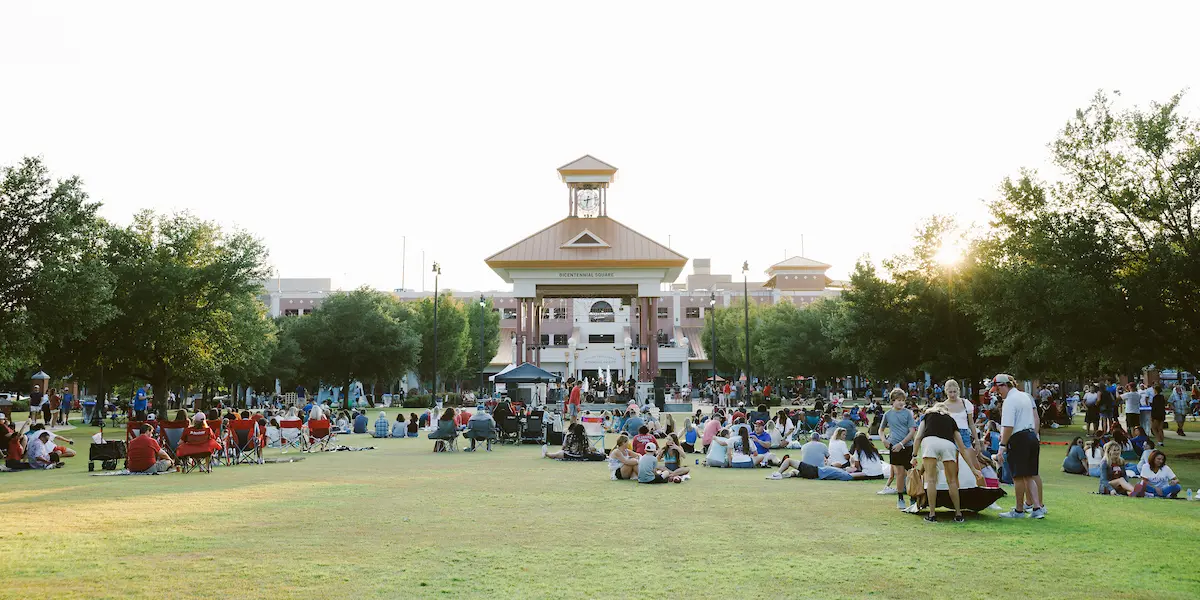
xmin=432 ymin=430 xmax=459 ymax=453
xmin=178 ymin=427 xmax=218 ymax=473
xmin=305 ymin=418 xmax=335 ymax=452
xmin=228 ymin=419 xmax=264 ymax=465
xmin=521 ymin=410 xmax=546 ymax=444
xmin=125 ymin=420 xmax=149 ymax=442
xmin=581 ymin=415 xmax=607 ymax=453
xmin=279 ymin=419 xmax=304 ymax=452
xmin=157 ymin=420 xmax=188 ymax=460
xmin=497 ymin=415 xmax=521 ymax=445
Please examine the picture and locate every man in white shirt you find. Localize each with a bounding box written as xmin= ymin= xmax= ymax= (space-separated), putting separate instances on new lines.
xmin=1122 ymin=383 xmax=1142 ymax=434
xmin=995 ymin=374 xmax=1045 ymax=519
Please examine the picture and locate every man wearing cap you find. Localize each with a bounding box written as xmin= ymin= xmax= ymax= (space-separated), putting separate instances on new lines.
xmin=637 ymin=442 xmax=673 ymax=483
xmin=751 ymin=420 xmax=778 ymax=466
xmin=994 ymin=374 xmax=1045 ymax=519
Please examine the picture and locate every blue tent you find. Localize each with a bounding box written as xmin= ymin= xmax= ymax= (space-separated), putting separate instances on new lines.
xmin=492 ymin=363 xmax=561 ymax=384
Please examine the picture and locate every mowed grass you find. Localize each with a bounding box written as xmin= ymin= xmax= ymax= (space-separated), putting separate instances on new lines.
xmin=2 ymin=411 xmax=1200 ymax=600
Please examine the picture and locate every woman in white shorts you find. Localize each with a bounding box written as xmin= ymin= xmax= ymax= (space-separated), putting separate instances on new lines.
xmin=913 ymin=403 xmax=981 ymax=524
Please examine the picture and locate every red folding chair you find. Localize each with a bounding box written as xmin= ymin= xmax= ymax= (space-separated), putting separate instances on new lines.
xmin=279 ymin=419 xmax=304 ymax=452
xmin=305 ymin=418 xmax=335 ymax=451
xmin=206 ymin=419 xmax=232 ymax=466
xmin=125 ymin=420 xmax=149 ymax=442
xmin=178 ymin=425 xmax=222 ymax=473
xmin=157 ymin=420 xmax=188 ymax=460
xmin=227 ymin=419 xmax=264 ymax=465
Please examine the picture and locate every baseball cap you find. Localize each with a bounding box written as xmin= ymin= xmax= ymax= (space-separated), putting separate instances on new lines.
xmin=993 ymin=374 xmax=1015 ymax=386
xmin=811 ymin=432 xmax=821 ymax=441
xmin=754 ymin=419 xmax=765 ymax=426
xmin=644 ymin=442 xmax=657 ymax=453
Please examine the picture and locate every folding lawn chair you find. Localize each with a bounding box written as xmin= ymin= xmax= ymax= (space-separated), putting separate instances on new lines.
xmin=497 ymin=415 xmax=521 ymax=445
xmin=125 ymin=420 xmax=148 ymax=442
xmin=157 ymin=420 xmax=188 ymax=460
xmin=279 ymin=419 xmax=304 ymax=453
xmin=521 ymin=411 xmax=546 ymax=445
xmin=581 ymin=415 xmax=607 ymax=453
xmin=207 ymin=419 xmax=232 ymax=466
xmin=305 ymin=418 xmax=335 ymax=451
xmin=228 ymin=419 xmax=265 ymax=465
xmin=178 ymin=426 xmax=219 ymax=473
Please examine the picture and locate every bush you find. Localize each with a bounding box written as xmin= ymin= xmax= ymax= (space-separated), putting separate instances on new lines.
xmin=402 ymin=395 xmax=432 ymax=409
xmin=13 ymin=400 xmax=29 ymax=412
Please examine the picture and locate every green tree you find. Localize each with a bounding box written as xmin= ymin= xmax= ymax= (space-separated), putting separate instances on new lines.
xmin=458 ymin=297 xmax=502 ymax=393
xmin=825 ymin=260 xmax=916 ymax=381
xmin=291 ymin=288 xmax=421 ymax=408
xmin=416 ymin=293 xmax=469 ymax=392
xmin=0 ymin=157 xmax=115 ymax=378
xmin=700 ymin=301 xmax=762 ymax=379
xmin=91 ymin=211 xmax=272 ymax=412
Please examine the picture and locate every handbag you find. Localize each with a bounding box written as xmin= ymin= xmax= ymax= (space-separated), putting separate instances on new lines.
xmin=906 ymin=463 xmax=926 ymax=498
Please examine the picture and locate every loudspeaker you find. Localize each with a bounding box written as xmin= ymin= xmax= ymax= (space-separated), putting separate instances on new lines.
xmin=653 ymin=377 xmax=666 ymax=390
xmin=654 ymin=387 xmax=665 ymax=410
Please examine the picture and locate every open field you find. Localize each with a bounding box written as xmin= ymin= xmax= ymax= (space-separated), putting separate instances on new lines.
xmin=2 ymin=411 xmax=1199 ymax=599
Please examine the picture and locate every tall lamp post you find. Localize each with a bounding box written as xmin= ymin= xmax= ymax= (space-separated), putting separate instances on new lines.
xmin=478 ymin=294 xmax=486 ymax=400
xmin=431 ymin=262 xmax=441 ymax=403
xmin=709 ymin=292 xmax=717 ymax=406
xmin=742 ymin=261 xmax=751 ymax=391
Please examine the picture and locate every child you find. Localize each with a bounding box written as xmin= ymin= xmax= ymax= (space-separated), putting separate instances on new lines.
xmin=407 ymin=413 xmax=420 ymax=437
xmin=977 ymin=454 xmax=1000 ymax=489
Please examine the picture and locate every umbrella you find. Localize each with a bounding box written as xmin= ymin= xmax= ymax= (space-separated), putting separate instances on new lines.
xmin=706 ymin=376 xmax=726 ymax=382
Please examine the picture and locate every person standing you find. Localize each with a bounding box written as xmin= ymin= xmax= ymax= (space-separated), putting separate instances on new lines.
xmin=133 ymin=386 xmax=149 ymax=422
xmin=59 ymin=387 xmax=73 ymax=426
xmin=1149 ymin=385 xmax=1167 ymax=447
xmin=1121 ymin=383 xmax=1141 ymax=435
xmin=995 ymin=374 xmax=1045 ymax=519
xmin=567 ymin=379 xmax=582 ymax=419
xmin=1083 ymin=385 xmax=1100 ymax=436
xmin=28 ymin=385 xmax=43 ymax=424
xmin=1171 ymin=384 xmax=1189 ymax=437
xmin=878 ymin=389 xmax=917 ymax=510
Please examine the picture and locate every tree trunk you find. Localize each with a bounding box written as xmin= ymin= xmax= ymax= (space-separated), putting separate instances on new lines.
xmin=152 ymin=358 xmax=170 ymax=417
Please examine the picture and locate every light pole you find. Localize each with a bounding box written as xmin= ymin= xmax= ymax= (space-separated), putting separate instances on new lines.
xmin=478 ymin=294 xmax=486 ymax=400
xmin=431 ymin=262 xmax=441 ymax=403
xmin=742 ymin=261 xmax=751 ymax=391
xmin=709 ymin=292 xmax=717 ymax=406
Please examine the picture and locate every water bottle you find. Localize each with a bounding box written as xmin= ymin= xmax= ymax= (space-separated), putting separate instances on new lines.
xmin=1188 ymin=489 xmax=1194 ymax=501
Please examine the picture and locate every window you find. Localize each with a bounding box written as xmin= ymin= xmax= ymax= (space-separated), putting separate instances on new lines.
xmin=685 ymin=307 xmax=701 ymax=319
xmin=657 ymin=307 xmax=669 ymax=319
xmin=540 ymin=334 xmax=550 ymax=347
xmin=283 ymin=309 xmax=300 ymax=316
xmin=553 ymin=307 xmax=567 ymax=320
xmin=301 ymin=309 xmax=312 ymax=315
xmin=588 ymin=334 xmax=616 ymax=344
xmin=589 ymin=301 xmax=615 ymax=323
xmin=541 ymin=307 xmax=551 ymax=320
xmin=553 ymin=334 xmax=568 ymax=346
xmin=502 ymin=308 xmax=517 ymax=320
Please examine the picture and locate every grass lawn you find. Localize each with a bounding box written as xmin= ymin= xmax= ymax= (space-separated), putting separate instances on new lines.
xmin=2 ymin=410 xmax=1199 ymax=599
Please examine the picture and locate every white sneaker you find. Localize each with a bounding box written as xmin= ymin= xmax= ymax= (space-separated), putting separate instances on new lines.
xmin=897 ymin=497 xmax=906 ymax=510
xmin=1030 ymin=507 xmax=1047 ymax=519
xmin=877 ymin=486 xmax=898 ymax=495
xmin=610 ymin=472 xmax=617 ymax=481
xmin=681 ymin=474 xmax=691 ymax=481
xmin=767 ymin=472 xmax=782 ymax=480
xmin=541 ymin=444 xmax=548 ymax=458
xmin=998 ymin=510 xmax=1028 ymax=519
xmin=986 ymin=503 xmax=1002 ymax=511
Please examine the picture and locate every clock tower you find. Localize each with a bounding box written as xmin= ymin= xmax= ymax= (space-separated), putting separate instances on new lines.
xmin=558 ymin=155 xmax=617 ymax=218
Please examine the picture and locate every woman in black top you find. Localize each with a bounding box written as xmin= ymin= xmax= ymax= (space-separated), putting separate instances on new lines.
xmin=1150 ymin=386 xmax=1167 ymax=446
xmin=913 ymin=404 xmax=982 ymax=523
xmin=543 ymin=423 xmax=604 ymax=461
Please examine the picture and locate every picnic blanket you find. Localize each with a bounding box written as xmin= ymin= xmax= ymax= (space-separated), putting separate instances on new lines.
xmin=315 ymin=445 xmax=375 ymax=452
xmin=90 ymin=469 xmax=176 ymax=477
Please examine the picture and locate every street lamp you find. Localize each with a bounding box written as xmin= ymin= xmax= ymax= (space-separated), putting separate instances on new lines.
xmin=742 ymin=261 xmax=751 ymax=391
xmin=431 ymin=262 xmax=441 ymax=403
xmin=709 ymin=292 xmax=717 ymax=406
xmin=478 ymin=294 xmax=486 ymax=400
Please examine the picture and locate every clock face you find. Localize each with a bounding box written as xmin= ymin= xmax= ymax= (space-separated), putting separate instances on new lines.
xmin=576 ymin=189 xmax=599 ymax=217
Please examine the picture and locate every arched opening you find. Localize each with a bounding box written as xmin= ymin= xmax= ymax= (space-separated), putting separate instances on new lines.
xmin=588 ymin=300 xmax=615 ymax=323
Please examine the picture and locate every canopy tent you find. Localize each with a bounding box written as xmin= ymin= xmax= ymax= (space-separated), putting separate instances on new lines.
xmin=705 ymin=376 xmax=726 ymax=382
xmin=489 ymin=363 xmax=518 ymax=382
xmin=493 ymin=363 xmax=562 ymax=384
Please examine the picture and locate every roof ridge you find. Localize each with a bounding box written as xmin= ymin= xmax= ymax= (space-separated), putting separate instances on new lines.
xmin=601 ymin=216 xmax=688 ymax=261
xmin=485 ymin=216 xmax=572 ymax=262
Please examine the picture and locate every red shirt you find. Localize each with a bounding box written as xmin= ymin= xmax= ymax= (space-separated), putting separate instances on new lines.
xmin=6 ymin=435 xmax=22 ymax=461
xmin=568 ymin=385 xmax=581 ymax=405
xmin=455 ymin=410 xmax=472 ymax=427
xmin=632 ymin=433 xmax=655 ymax=455
xmin=127 ymin=435 xmax=162 ymax=472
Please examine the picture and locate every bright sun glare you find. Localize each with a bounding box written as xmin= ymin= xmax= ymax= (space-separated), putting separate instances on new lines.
xmin=934 ymin=243 xmax=963 ymax=266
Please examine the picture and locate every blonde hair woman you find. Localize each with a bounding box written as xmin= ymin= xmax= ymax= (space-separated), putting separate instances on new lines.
xmin=943 ymin=379 xmax=978 ymax=463
xmin=913 ymin=403 xmax=982 ymax=523
xmin=1100 ymin=441 xmax=1134 ymax=495
xmin=827 ymin=427 xmax=850 ymax=467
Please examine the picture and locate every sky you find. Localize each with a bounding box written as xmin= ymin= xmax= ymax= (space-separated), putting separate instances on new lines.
xmin=3 ymin=1 xmax=1198 ymax=292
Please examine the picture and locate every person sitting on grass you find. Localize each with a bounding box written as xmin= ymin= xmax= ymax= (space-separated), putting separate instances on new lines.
xmin=1129 ymin=426 xmax=1149 ymax=454
xmin=621 ymin=407 xmax=645 ymax=437
xmin=705 ymin=429 xmax=732 ymax=468
xmin=127 ymin=424 xmax=173 ymax=474
xmin=608 ymin=434 xmax=640 ymax=480
xmin=681 ymin=419 xmax=698 ymax=453
xmin=27 ymin=425 xmax=76 ymax=460
xmin=1061 ymin=436 xmax=1088 ymax=475
xmin=543 ymin=422 xmax=603 ymax=461
xmin=750 ymin=420 xmax=780 ymax=466
xmin=428 ymin=408 xmax=457 ymax=450
xmin=2 ymin=415 xmax=35 ymax=470
xmin=1135 ymin=451 xmax=1181 ymax=498
xmin=1099 ymin=441 xmax=1135 ymax=496
xmin=370 ymin=411 xmax=388 ymax=438
xmin=637 ymin=442 xmax=683 ymax=484
xmin=826 ymin=427 xmax=851 ymax=468
xmin=729 ymin=427 xmax=759 ymax=468
xmin=353 ymin=410 xmax=369 ymax=434
xmin=658 ymin=433 xmax=691 ymax=478
xmin=1137 ymin=440 xmax=1156 ymax=470
xmin=332 ymin=411 xmax=350 ymax=434
xmin=847 ymin=432 xmax=885 ymax=480
xmin=1085 ymin=439 xmax=1104 ymax=478
xmin=631 ymin=425 xmax=656 ymax=456
xmin=407 ymin=413 xmax=420 ymax=437
xmin=25 ymin=430 xmax=62 ymax=469
xmin=391 ymin=413 xmax=407 ymax=438
xmin=464 ymin=408 xmax=497 ymax=452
